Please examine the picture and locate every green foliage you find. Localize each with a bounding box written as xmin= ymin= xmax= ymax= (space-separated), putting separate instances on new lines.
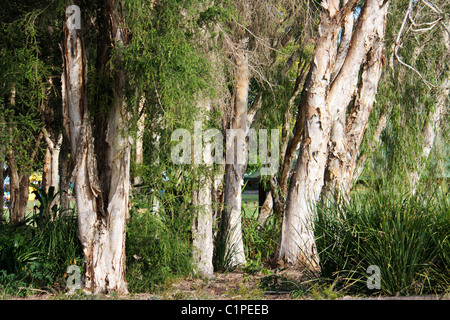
xmin=314 ymin=186 xmax=450 ymax=296
xmin=0 ymin=210 xmax=83 ymax=296
xmin=241 ymin=203 xmax=280 ymax=269
xmin=358 ymin=0 xmax=450 ymax=189
xmin=0 ymin=0 xmax=63 ymax=175
xmin=126 ymin=195 xmax=194 ymax=293
xmin=32 ymin=186 xmax=67 ymax=224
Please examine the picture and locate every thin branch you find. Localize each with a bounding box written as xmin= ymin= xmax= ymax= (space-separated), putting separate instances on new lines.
xmin=420 ymin=0 xmax=442 ymax=15
xmin=393 ymin=0 xmax=437 ymax=89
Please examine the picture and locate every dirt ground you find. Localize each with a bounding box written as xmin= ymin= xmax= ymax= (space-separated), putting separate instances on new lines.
xmin=3 ymin=269 xmax=449 ymax=300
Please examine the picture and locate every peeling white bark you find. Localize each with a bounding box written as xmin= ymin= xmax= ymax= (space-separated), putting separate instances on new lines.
xmin=62 ymin=1 xmax=130 ymax=294
xmin=192 ymin=98 xmax=214 ymax=278
xmin=278 ymin=0 xmax=390 ymax=270
xmin=279 ymin=0 xmax=341 ymax=269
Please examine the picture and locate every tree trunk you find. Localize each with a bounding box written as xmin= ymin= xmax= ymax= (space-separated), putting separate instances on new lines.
xmin=277 ymin=0 xmax=390 ymax=269
xmin=42 ymin=130 xmax=62 ymax=194
xmin=277 ymin=0 xmax=341 ymax=269
xmin=134 ymin=97 xmax=145 ymax=186
xmin=323 ymin=1 xmax=389 ymax=200
xmin=257 ymin=190 xmax=273 ymax=227
xmin=59 ymin=135 xmax=71 ymax=213
xmin=42 ymin=147 xmax=51 ymax=193
xmin=62 ymin=1 xmax=130 ymax=294
xmin=191 ymin=93 xmax=215 ymax=277
xmin=222 ymin=42 xmax=250 ymax=268
xmin=42 ymin=129 xmax=63 ymax=217
xmin=192 ymin=163 xmax=214 ymax=277
xmin=7 ymin=148 xmax=29 ymax=224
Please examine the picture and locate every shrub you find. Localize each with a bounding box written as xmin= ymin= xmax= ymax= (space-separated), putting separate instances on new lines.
xmin=126 ymin=206 xmax=193 ymax=293
xmin=0 ymin=209 xmax=83 ymax=295
xmin=314 ymin=187 xmax=449 ymax=296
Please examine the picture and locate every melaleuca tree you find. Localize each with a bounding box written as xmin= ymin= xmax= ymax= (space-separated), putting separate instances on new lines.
xmin=121 ymin=0 xmax=218 ymax=278
xmin=0 ymin=1 xmax=64 ymax=223
xmin=363 ymin=0 xmax=450 ymax=194
xmin=212 ymin=0 xmax=315 ymax=269
xmin=276 ymin=0 xmax=391 ymax=270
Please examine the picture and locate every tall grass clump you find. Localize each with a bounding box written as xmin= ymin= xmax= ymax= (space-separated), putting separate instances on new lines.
xmin=315 ymin=186 xmax=449 ymax=296
xmin=0 ymin=207 xmax=83 ymax=296
xmin=126 ymin=194 xmax=193 ymax=293
xmin=241 ymin=202 xmax=280 ymax=273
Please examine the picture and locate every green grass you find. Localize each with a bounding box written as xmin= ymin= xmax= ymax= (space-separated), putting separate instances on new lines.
xmin=242 ymin=193 xmax=258 ymax=203
xmin=126 ymin=202 xmax=193 ymax=293
xmin=314 ymin=187 xmax=450 ymax=296
xmin=0 ymin=211 xmax=83 ymax=296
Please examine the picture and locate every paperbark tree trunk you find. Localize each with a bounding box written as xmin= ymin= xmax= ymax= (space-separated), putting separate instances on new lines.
xmin=42 ymin=129 xmax=62 ymax=195
xmin=323 ymin=1 xmax=388 ymax=200
xmin=257 ymin=190 xmax=273 ymax=227
xmin=192 ymin=172 xmax=214 ymax=277
xmin=222 ymin=42 xmax=250 ymax=268
xmin=191 ymin=95 xmax=215 ymax=277
xmin=7 ymin=147 xmax=32 ymax=224
xmin=192 ymin=150 xmax=214 ymax=277
xmin=62 ymin=1 xmax=130 ymax=294
xmin=277 ymin=0 xmax=390 ymax=269
xmin=277 ymin=0 xmax=341 ymax=269
xmin=42 ymin=129 xmax=63 ymax=218
xmin=133 ymin=97 xmax=145 ymax=186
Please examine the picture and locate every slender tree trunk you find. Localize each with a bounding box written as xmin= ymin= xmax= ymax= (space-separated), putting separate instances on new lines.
xmin=222 ymin=42 xmax=250 ymax=267
xmin=42 ymin=147 xmax=51 ymax=193
xmin=59 ymin=136 xmax=71 ymax=213
xmin=62 ymin=1 xmax=130 ymax=293
xmin=42 ymin=130 xmax=62 ymax=194
xmin=134 ymin=97 xmax=145 ymax=186
xmin=192 ymin=176 xmax=214 ymax=276
xmin=8 ymin=149 xmax=30 ymax=224
xmin=42 ymin=129 xmax=63 ymax=217
xmin=191 ymin=139 xmax=214 ymax=277
xmin=191 ymin=92 xmax=215 ymax=277
xmin=257 ymin=190 xmax=273 ymax=227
